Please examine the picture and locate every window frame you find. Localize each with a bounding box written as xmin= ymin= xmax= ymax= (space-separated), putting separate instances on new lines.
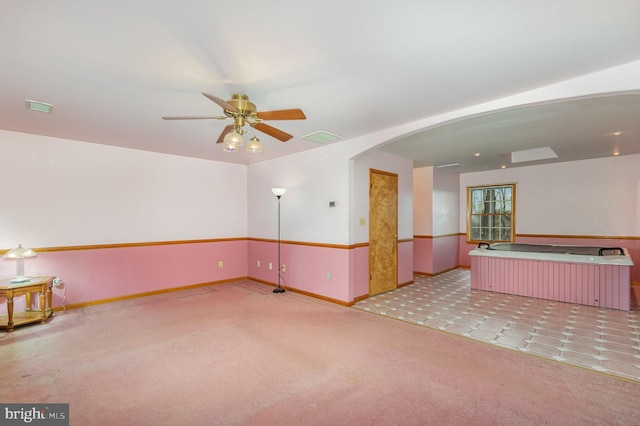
xmin=466 ymin=183 xmax=516 ymax=244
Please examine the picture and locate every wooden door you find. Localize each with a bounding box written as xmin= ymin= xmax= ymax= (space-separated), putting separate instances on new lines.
xmin=369 ymin=169 xmax=398 ymax=296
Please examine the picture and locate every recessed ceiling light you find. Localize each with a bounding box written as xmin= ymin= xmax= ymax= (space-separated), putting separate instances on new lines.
xmin=474 ymin=153 xmax=480 ymax=157
xmin=612 ymin=131 xmax=622 ymax=136
xmin=613 ymin=151 xmax=620 ymax=156
xmin=26 ymin=99 xmax=54 ymax=113
xmin=501 ymin=165 xmax=507 ymax=169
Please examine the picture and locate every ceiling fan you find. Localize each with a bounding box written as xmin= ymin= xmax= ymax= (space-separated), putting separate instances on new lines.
xmin=162 ymin=93 xmax=306 ymax=152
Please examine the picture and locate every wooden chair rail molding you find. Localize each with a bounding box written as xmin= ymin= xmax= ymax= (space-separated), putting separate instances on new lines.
xmin=414 ymin=233 xmax=460 ymax=239
xmin=0 ymin=238 xmax=246 ymax=254
xmin=3 ymin=233 xmax=636 ymax=255
xmin=248 ymin=237 xmax=355 ymax=250
xmin=1 ymin=238 xmax=382 ymax=254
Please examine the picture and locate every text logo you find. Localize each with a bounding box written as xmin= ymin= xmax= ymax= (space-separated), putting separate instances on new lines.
xmin=0 ymin=404 xmax=68 ymax=425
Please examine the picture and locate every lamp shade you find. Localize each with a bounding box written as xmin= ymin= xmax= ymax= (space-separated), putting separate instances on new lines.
xmin=3 ymin=244 xmax=36 ymax=259
xmin=223 ymin=129 xmax=244 ymax=148
xmin=271 ymin=188 xmax=286 ymax=197
xmin=246 ymin=136 xmax=263 ymax=153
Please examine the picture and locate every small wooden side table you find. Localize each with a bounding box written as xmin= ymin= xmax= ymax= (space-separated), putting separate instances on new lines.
xmin=0 ymin=276 xmax=54 ymax=332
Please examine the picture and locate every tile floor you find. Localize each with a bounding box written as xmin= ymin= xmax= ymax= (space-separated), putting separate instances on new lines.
xmin=353 ymin=269 xmax=640 ymax=383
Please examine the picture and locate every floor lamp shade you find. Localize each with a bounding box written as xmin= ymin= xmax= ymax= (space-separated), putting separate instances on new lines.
xmin=271 ymin=187 xmax=286 ymax=197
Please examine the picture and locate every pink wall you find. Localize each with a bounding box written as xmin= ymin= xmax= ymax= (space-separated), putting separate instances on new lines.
xmin=414 ymin=235 xmax=459 ymax=275
xmin=413 ymin=237 xmax=433 ymax=274
xmin=248 ymin=240 xmax=412 ymax=304
xmin=432 ymin=235 xmax=459 ymax=273
xmin=0 ymin=240 xmax=248 ymax=315
xmin=2 ymin=238 xmax=408 ymax=314
xmin=351 ymin=245 xmax=369 ymax=300
xmin=398 ymin=241 xmax=414 ymax=285
xmin=248 ymin=240 xmax=352 ymax=302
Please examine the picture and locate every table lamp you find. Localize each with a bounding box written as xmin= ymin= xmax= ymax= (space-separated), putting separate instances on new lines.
xmin=3 ymin=244 xmax=37 ymax=283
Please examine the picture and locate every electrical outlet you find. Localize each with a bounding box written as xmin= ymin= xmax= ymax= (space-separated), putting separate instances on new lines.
xmin=326 ymin=272 xmax=332 ymax=281
xmin=218 ymin=261 xmax=223 ymax=268
xmin=281 ymin=264 xmax=286 ymax=272
xmin=257 ymin=260 xmax=260 ymax=267
xmin=269 ymin=262 xmax=273 ymax=270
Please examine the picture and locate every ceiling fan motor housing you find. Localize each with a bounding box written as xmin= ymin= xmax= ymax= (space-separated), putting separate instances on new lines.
xmin=228 ymin=93 xmax=257 ymax=114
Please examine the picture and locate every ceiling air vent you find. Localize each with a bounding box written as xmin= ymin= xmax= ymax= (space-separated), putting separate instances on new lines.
xmin=26 ymin=99 xmax=54 ymax=113
xmin=302 ymin=130 xmax=342 ymax=144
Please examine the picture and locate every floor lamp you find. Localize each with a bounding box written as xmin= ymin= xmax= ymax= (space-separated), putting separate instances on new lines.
xmin=271 ymin=187 xmax=286 ymax=293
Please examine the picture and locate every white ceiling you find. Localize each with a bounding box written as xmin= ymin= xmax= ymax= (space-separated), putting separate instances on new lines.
xmin=2 ymin=1 xmax=640 ymax=172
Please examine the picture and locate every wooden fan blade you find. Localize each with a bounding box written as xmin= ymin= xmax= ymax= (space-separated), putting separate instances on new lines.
xmin=202 ymin=93 xmax=237 ymax=112
xmin=216 ymin=125 xmax=234 ymax=144
xmin=162 ymin=115 xmax=228 ymax=120
xmin=256 ymin=109 xmax=306 ymax=120
xmin=253 ymin=122 xmax=293 ymax=142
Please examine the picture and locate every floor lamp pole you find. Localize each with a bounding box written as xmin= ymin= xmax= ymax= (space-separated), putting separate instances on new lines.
xmin=272 ymin=189 xmax=286 ymax=293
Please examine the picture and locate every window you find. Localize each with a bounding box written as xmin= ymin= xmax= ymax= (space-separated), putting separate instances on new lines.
xmin=467 ymin=184 xmax=515 ymax=243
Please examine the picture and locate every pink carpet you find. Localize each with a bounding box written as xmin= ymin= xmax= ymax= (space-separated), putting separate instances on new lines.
xmin=1 ymin=280 xmax=638 ymax=425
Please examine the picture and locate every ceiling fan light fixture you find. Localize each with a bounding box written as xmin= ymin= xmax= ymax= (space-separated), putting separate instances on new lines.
xmin=222 ymin=142 xmax=240 ymax=153
xmin=246 ymin=136 xmax=263 ymax=153
xmin=223 ymin=128 xmax=244 ymax=148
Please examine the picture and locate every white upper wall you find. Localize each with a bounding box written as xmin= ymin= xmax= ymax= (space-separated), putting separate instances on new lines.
xmin=413 ymin=166 xmax=460 ymax=237
xmin=353 ymin=150 xmax=414 ymax=243
xmin=248 ymin=142 xmax=352 ymax=244
xmin=413 ymin=167 xmax=433 ymax=236
xmin=459 ymin=153 xmax=640 ymax=236
xmin=0 ymin=130 xmax=247 ymax=248
xmin=432 ymin=167 xmax=460 ymax=236
xmin=248 ymin=139 xmax=413 ymax=245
